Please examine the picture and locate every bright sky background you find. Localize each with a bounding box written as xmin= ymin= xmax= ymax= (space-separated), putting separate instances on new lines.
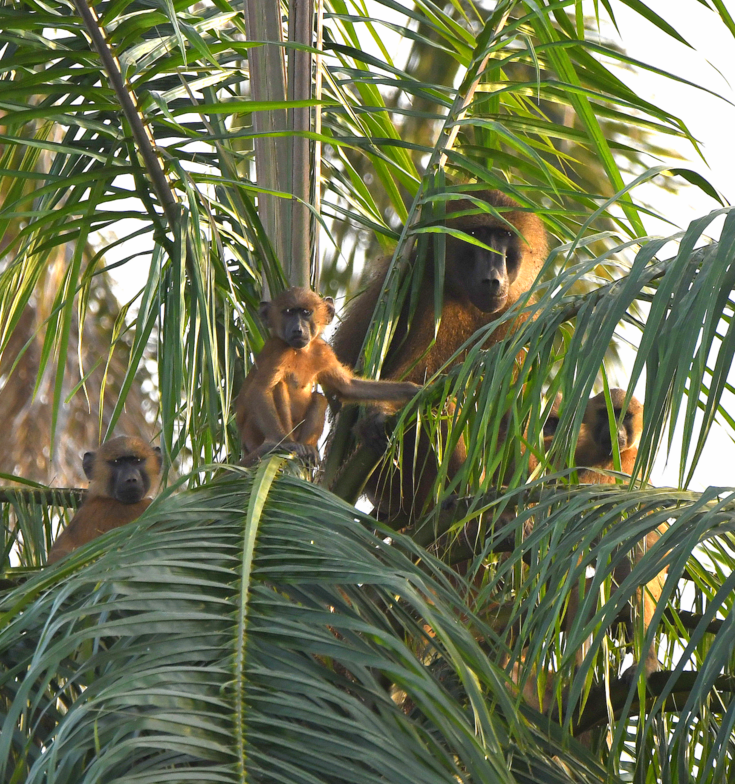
xmin=611 ymin=1 xmax=735 ymax=231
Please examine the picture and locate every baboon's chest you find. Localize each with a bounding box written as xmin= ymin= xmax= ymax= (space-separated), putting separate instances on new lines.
xmin=282 ymin=352 xmax=318 ymax=393
xmin=283 ymin=373 xmax=311 ymax=393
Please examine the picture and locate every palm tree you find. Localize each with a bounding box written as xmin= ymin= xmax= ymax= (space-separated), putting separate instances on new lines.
xmin=0 ymin=0 xmax=734 ymax=782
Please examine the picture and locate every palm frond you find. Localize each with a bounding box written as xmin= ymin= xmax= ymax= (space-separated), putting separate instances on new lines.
xmin=0 ymin=468 xmax=612 ymax=783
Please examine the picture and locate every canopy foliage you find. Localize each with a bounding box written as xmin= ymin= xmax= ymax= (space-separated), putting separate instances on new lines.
xmin=0 ymin=0 xmax=734 ymax=781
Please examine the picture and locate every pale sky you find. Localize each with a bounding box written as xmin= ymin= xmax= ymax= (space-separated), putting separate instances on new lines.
xmin=611 ymin=0 xmax=735 ymax=231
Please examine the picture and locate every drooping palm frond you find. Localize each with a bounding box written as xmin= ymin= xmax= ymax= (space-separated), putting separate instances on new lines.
xmin=328 ymin=208 xmax=735 ymax=533
xmin=433 ymin=481 xmax=735 ymax=776
xmin=2 ymin=463 xmax=734 ymax=781
xmin=318 ymin=0 xmax=728 ymax=489
xmin=316 ymin=7 xmax=735 ymax=770
xmin=321 ymin=205 xmax=735 ymax=779
xmin=319 ymin=0 xmax=720 ymax=290
xmin=1 ymin=0 xmax=270 ymax=470
xmin=0 ymin=465 xmax=613 ymax=784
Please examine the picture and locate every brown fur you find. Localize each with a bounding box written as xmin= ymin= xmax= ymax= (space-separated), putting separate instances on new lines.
xmin=333 ymin=190 xmax=547 ymax=381
xmin=236 ymin=288 xmax=419 ymax=466
xmin=525 ymin=389 xmax=643 ymax=478
xmin=332 ymin=190 xmax=547 ymax=520
xmin=47 ymin=436 xmax=162 ymax=564
xmin=574 ymin=389 xmax=643 ymax=481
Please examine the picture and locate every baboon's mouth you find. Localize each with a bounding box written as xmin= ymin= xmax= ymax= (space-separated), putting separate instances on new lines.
xmin=116 ymin=488 xmax=145 ymax=504
xmin=473 ymin=293 xmax=508 ymax=313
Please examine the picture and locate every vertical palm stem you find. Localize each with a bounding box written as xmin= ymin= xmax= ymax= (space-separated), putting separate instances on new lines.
xmin=243 ymin=0 xmax=290 ymax=275
xmin=288 ymin=0 xmax=315 ymax=287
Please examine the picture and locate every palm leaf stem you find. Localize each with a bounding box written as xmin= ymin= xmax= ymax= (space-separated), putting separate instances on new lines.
xmin=71 ymin=0 xmax=183 ymax=248
xmin=574 ymin=671 xmax=735 ymax=735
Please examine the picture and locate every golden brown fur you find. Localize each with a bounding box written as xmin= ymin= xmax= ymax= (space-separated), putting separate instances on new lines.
xmin=525 ymin=388 xmax=643 ymax=478
xmin=236 ymin=288 xmax=419 ymax=466
xmin=332 ymin=190 xmax=547 ymax=520
xmin=47 ymin=436 xmax=162 ymax=564
xmin=574 ymin=389 xmax=643 ymax=481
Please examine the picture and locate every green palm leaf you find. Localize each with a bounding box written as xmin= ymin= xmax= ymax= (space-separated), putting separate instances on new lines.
xmin=0 ymin=468 xmax=611 ymax=783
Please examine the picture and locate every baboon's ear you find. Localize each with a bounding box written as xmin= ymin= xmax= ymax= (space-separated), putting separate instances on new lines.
xmin=152 ymin=446 xmax=163 ymax=472
xmin=82 ymin=451 xmax=96 ymax=480
xmin=258 ymin=300 xmax=270 ymax=321
xmin=322 ymin=296 xmax=335 ymax=323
